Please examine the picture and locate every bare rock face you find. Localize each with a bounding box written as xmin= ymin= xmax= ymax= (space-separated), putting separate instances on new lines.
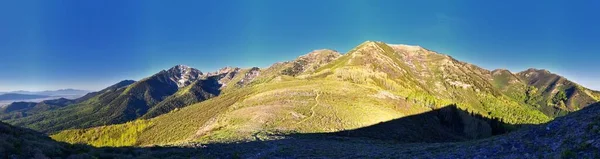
xmin=237 ymin=67 xmax=261 ymax=86
xmin=204 ymin=66 xmax=242 ymax=89
xmin=166 ymin=65 xmax=203 ymax=87
xmin=281 ymin=49 xmax=342 ymax=76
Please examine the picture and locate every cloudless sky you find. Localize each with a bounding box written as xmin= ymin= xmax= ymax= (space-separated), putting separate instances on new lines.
xmin=1 ymin=0 xmax=599 ymax=91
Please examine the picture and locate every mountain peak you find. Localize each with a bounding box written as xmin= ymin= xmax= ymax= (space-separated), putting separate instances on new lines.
xmin=518 ymin=68 xmax=554 ymax=78
xmin=358 ymin=40 xmax=385 ymax=48
xmin=388 ymin=44 xmax=424 ymax=52
xmin=166 ymin=65 xmax=203 ymax=87
xmin=304 ymin=49 xmax=339 ymax=56
xmin=298 ymin=49 xmax=341 ymax=62
xmin=170 ymin=65 xmax=192 ymax=71
xmin=522 ymin=68 xmax=551 ymax=73
xmin=206 ymin=66 xmax=241 ymax=77
xmin=352 ymin=41 xmax=433 ymax=57
xmin=492 ymin=69 xmax=511 ymax=74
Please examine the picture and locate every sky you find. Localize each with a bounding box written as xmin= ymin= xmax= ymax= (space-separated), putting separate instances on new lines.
xmin=0 ymin=0 xmax=599 ymax=91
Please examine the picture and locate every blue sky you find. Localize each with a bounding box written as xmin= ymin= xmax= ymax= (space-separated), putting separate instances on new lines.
xmin=0 ymin=0 xmax=599 ymax=91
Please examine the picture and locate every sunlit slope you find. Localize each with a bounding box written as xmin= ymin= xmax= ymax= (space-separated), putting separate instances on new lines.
xmin=311 ymin=41 xmax=551 ymax=124
xmin=53 ymin=78 xmax=424 ymax=146
xmin=52 ymin=41 xmax=600 ymax=147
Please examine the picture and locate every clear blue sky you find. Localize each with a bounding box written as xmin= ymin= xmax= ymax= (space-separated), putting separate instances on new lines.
xmin=1 ymin=0 xmax=599 ymax=91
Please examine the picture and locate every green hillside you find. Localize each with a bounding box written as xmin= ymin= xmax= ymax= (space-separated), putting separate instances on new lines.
xmin=517 ymin=68 xmax=600 ymax=116
xmin=0 ymin=98 xmax=76 ymax=120
xmin=49 ymin=41 xmax=600 ymax=147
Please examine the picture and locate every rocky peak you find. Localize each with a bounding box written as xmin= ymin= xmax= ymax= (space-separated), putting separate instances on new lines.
xmin=297 ymin=49 xmax=341 ymax=64
xmin=166 ymin=65 xmax=203 ymax=88
xmin=237 ymin=67 xmax=261 ymax=86
xmin=206 ymin=66 xmax=241 ymax=77
xmin=388 ymin=44 xmax=442 ymax=59
xmin=280 ymin=49 xmax=341 ymax=76
xmin=388 ymin=44 xmax=425 ymax=52
xmin=517 ymin=68 xmax=555 ymax=79
xmin=522 ymin=68 xmax=551 ymax=74
xmin=352 ymin=41 xmax=387 ymax=54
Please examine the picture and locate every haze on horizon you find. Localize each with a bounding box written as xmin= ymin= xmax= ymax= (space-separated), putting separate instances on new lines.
xmin=1 ymin=0 xmax=599 ymax=91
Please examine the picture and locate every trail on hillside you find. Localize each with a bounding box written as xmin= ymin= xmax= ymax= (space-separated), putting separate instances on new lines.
xmin=296 ymin=91 xmax=320 ymax=125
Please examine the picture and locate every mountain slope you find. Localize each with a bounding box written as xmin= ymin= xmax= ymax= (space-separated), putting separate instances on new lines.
xmin=517 ymin=68 xmax=600 ymax=116
xmin=0 ymin=121 xmax=83 ymax=158
xmin=141 ymin=67 xmax=240 ymax=119
xmin=0 ymin=98 xmax=75 ymax=120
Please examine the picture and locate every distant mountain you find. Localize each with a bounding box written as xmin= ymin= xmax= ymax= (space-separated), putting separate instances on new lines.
xmin=37 ymin=89 xmax=90 ymax=96
xmin=0 ymin=82 xmax=136 ymax=122
xmin=0 ymin=98 xmax=77 ymax=121
xmin=4 ymin=89 xmax=90 ymax=96
xmin=0 ymin=93 xmax=50 ymax=101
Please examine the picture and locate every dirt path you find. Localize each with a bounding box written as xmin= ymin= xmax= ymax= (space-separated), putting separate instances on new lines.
xmin=296 ymin=91 xmax=320 ymax=125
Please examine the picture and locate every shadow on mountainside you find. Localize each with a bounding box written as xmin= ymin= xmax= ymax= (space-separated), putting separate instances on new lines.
xmin=2 ymin=104 xmax=539 ymax=158
xmin=327 ymin=104 xmax=523 ymax=143
xmin=92 ymin=102 xmax=598 ymax=158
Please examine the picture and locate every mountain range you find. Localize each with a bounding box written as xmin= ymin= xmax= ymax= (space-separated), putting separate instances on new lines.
xmin=0 ymin=89 xmax=91 ymax=108
xmin=0 ymin=89 xmax=90 ymax=96
xmin=1 ymin=41 xmax=599 ymax=158
xmin=0 ymin=93 xmax=50 ymax=101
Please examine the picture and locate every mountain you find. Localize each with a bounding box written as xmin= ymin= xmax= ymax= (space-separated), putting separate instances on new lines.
xmin=0 ymin=93 xmax=50 ymax=101
xmin=0 ymin=87 xmax=125 ymax=122
xmin=141 ymin=67 xmax=243 ymax=119
xmin=516 ymin=68 xmax=600 ymax=116
xmin=2 ymin=65 xmax=256 ymax=133
xmin=4 ymin=89 xmax=90 ymax=96
xmin=0 ymin=98 xmax=75 ymax=120
xmin=72 ymin=80 xmax=137 ymax=103
xmin=36 ymin=89 xmax=90 ymax=96
xmin=45 ymin=41 xmax=598 ymax=148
